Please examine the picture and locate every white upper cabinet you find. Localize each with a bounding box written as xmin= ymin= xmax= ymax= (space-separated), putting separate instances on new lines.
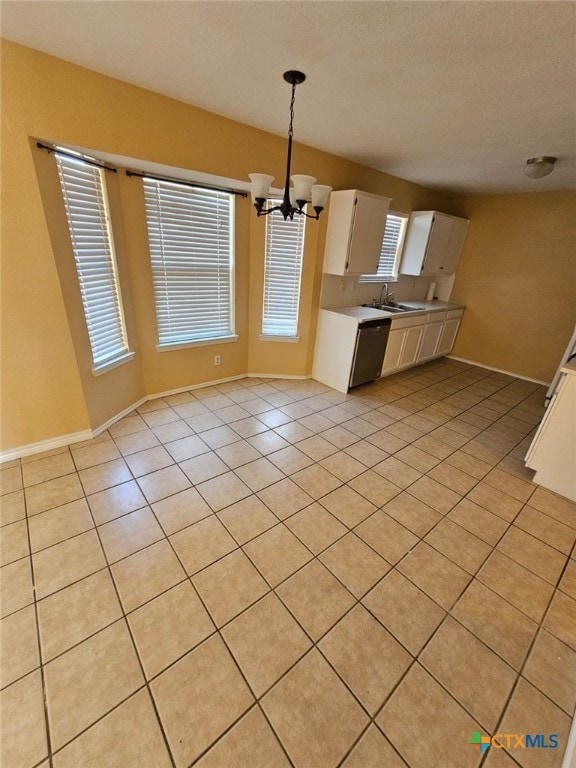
xmin=322 ymin=190 xmax=391 ymax=275
xmin=399 ymin=211 xmax=469 ymax=276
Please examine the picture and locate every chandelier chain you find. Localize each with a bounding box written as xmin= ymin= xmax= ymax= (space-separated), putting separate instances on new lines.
xmin=288 ymin=82 xmax=296 ymax=142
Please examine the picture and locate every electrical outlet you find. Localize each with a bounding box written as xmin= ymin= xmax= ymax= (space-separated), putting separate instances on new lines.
xmin=214 ymin=355 xmax=221 ymax=366
xmin=340 ymin=280 xmax=346 ymax=291
xmin=351 ymin=281 xmax=356 ymax=292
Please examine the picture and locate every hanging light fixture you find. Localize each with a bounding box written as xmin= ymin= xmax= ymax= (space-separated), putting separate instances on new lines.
xmin=524 ymin=156 xmax=557 ymax=179
xmin=249 ymin=71 xmax=332 ymax=221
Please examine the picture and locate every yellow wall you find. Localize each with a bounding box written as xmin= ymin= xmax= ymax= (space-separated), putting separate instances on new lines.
xmin=450 ymin=192 xmax=576 ymax=383
xmin=2 ymin=74 xmax=91 ymax=447
xmin=1 ymin=40 xmax=452 ymax=452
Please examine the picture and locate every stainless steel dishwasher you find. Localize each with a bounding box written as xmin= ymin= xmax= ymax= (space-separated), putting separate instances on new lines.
xmin=348 ymin=317 xmax=392 ymax=389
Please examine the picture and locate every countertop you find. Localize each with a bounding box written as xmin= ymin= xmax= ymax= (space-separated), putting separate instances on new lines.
xmin=322 ymin=301 xmax=466 ymax=322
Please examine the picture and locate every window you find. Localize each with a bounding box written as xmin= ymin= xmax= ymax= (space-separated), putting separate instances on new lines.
xmin=360 ymin=212 xmax=408 ymax=282
xmin=56 ymin=154 xmax=131 ymax=372
xmin=262 ymin=202 xmax=306 ymax=339
xmin=143 ymin=179 xmax=235 ymax=348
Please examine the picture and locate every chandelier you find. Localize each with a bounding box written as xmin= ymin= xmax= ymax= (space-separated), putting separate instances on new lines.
xmin=249 ymin=71 xmax=332 ymax=221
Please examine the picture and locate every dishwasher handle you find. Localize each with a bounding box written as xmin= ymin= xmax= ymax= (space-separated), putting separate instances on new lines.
xmin=358 ymin=317 xmax=392 ymax=329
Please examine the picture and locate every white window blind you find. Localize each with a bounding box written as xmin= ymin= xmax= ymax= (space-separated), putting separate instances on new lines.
xmin=56 ymin=154 xmax=129 ymax=370
xmin=143 ymin=179 xmax=234 ymax=346
xmin=360 ymin=212 xmax=408 ymax=282
xmin=262 ymin=202 xmax=306 ymax=337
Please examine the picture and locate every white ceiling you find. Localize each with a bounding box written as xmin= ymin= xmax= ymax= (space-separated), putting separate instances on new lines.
xmin=2 ymin=0 xmax=575 ymax=194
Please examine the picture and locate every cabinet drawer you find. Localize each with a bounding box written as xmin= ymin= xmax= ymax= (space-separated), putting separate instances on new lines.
xmin=447 ymin=309 xmax=464 ymax=319
xmin=427 ymin=311 xmax=447 ymax=323
xmin=391 ymin=314 xmax=426 ymax=330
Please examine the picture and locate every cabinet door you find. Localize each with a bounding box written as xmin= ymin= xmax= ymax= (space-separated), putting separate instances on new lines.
xmin=417 ymin=322 xmax=443 ymax=361
xmin=442 ymin=218 xmax=469 ymax=275
xmin=399 ymin=212 xmax=434 ymax=276
xmin=381 ymin=328 xmax=405 ymax=375
xmin=346 ymin=193 xmax=389 ymax=275
xmin=399 ymin=326 xmax=424 ymax=367
xmin=422 ymin=214 xmax=453 ymax=275
xmin=436 ymin=318 xmax=461 ymax=356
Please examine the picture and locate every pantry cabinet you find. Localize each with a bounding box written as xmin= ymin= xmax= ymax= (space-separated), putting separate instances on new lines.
xmin=400 ymin=211 xmax=468 ymax=277
xmin=322 ymin=190 xmax=391 ymax=276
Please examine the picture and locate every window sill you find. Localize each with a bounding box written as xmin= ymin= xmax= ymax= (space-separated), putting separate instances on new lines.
xmin=156 ymin=335 xmax=239 ymax=352
xmin=92 ymin=351 xmax=135 ymax=377
xmin=259 ymin=335 xmax=300 ymax=343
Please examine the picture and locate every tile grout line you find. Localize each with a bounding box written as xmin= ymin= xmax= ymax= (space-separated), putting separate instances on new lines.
xmin=142 ymin=492 xmax=299 ymax=768
xmin=476 ymin=535 xmax=576 ymax=767
xmin=60 ymin=451 xmax=179 ymax=768
xmin=13 ymin=473 xmax=570 ymax=763
xmin=126 ymin=429 xmax=415 ymax=766
xmin=4 ymin=361 xmax=571 ymax=766
xmin=6 ymin=412 xmax=560 ymax=632
xmin=6 ymin=376 xmax=564 ymax=604
xmin=192 ymin=464 xmax=517 ymax=764
xmin=20 ymin=459 xmax=56 ymax=768
xmin=101 ymin=406 xmax=308 ymax=768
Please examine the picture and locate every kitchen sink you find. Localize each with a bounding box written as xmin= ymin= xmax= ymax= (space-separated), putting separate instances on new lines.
xmin=362 ymin=303 xmax=411 ymax=313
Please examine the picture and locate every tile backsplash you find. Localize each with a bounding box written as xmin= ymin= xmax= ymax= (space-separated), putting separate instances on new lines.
xmin=320 ymin=274 xmax=455 ymax=309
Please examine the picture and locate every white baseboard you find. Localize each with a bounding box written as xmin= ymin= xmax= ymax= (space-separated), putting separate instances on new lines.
xmin=93 ymin=396 xmax=148 ymax=437
xmin=0 ymin=372 xmax=313 ymax=462
xmin=147 ymin=374 xmax=247 ymax=400
xmin=247 ymin=373 xmax=311 ymax=380
xmin=0 ymin=429 xmax=94 ymax=463
xmin=446 ymin=356 xmax=550 ymax=386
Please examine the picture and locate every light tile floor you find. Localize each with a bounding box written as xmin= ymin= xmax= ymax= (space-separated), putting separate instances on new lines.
xmin=1 ymin=358 xmax=575 ymax=768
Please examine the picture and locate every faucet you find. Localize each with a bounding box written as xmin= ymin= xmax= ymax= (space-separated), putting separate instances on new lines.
xmin=378 ymin=283 xmax=395 ymax=305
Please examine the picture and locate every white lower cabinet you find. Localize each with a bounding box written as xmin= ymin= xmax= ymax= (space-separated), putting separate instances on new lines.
xmin=381 ymin=308 xmax=463 ymax=378
xmin=382 ymin=316 xmax=422 ymax=374
xmin=400 ymin=326 xmax=424 ymax=367
xmin=313 ymin=306 xmax=465 ymax=392
xmin=436 ymin=316 xmax=462 ymax=356
xmin=416 ymin=318 xmax=444 ymax=362
xmin=381 ymin=329 xmax=405 ymax=375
